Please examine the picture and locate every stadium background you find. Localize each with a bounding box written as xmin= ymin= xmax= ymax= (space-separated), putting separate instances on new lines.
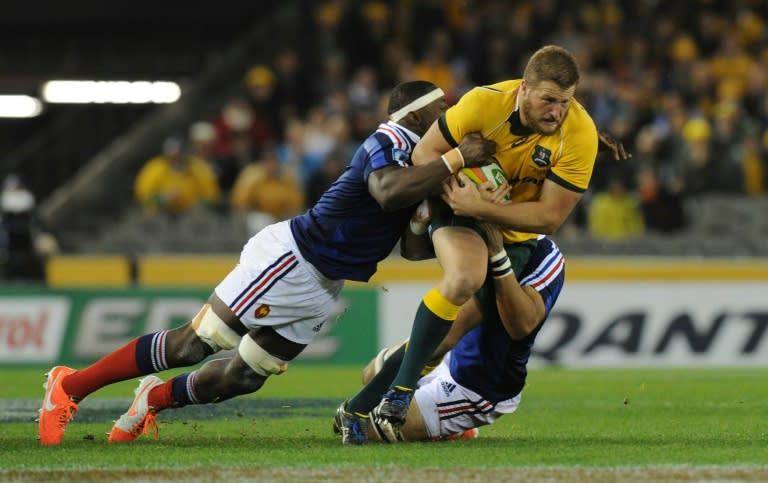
xmin=1 ymin=0 xmax=767 ymax=369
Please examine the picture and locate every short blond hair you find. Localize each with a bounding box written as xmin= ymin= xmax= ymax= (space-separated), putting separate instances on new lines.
xmin=523 ymin=45 xmax=580 ymax=89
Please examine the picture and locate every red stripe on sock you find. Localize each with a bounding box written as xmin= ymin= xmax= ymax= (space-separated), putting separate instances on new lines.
xmin=61 ymin=338 xmax=141 ymax=400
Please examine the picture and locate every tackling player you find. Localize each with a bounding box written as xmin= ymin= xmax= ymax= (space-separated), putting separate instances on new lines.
xmin=338 ymin=222 xmax=565 ymax=443
xmin=37 ymin=80 xmax=496 ymax=446
xmin=363 ymin=45 xmax=599 ymax=432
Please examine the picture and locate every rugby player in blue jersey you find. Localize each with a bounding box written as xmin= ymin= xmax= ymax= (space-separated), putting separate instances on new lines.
xmin=341 ymin=222 xmax=565 ymax=443
xmin=37 ymin=80 xmax=496 ymax=446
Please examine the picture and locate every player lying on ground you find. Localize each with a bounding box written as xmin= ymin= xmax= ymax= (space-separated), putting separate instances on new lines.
xmin=37 ymin=80 xmax=496 ymax=445
xmin=335 ymin=218 xmax=565 ymax=442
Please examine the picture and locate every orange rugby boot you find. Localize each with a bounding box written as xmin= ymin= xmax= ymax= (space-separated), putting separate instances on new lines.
xmin=107 ymin=375 xmax=163 ymax=443
xmin=38 ymin=366 xmax=79 ymax=446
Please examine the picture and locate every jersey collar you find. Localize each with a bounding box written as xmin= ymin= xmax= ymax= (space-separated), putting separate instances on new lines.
xmin=387 ymin=120 xmax=421 ymax=143
xmin=508 ymin=90 xmax=533 ymax=136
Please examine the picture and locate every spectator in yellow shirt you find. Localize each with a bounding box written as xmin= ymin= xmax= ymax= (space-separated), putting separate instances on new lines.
xmin=588 ymin=176 xmax=644 ymax=241
xmin=229 ymin=147 xmax=305 ymax=234
xmin=134 ymin=137 xmax=221 ymax=215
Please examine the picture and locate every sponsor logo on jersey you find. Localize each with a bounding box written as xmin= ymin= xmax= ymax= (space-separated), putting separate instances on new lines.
xmin=254 ymin=304 xmax=271 ymax=318
xmin=392 ymin=148 xmax=410 ymax=167
xmin=532 ymin=145 xmax=552 ymax=167
xmin=440 ymin=380 xmax=456 ymax=397
xmin=312 ymin=322 xmax=324 ymax=332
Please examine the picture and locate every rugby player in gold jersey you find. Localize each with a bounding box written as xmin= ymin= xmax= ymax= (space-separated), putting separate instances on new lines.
xmin=369 ymin=45 xmax=601 ymax=431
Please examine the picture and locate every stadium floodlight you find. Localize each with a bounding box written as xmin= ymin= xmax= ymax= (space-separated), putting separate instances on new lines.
xmin=41 ymin=80 xmax=182 ymax=104
xmin=0 ymin=95 xmax=44 ymax=118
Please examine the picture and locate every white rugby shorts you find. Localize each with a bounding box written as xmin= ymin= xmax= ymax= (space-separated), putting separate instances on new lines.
xmin=414 ymin=352 xmax=521 ymax=438
xmin=214 ymin=220 xmax=344 ymax=345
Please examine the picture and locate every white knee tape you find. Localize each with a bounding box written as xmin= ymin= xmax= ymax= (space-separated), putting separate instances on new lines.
xmin=238 ymin=336 xmax=288 ymax=377
xmin=191 ymin=304 xmax=241 ymax=352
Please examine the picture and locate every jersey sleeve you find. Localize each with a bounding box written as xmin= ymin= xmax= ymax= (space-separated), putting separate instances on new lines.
xmin=438 ymin=87 xmax=494 ymax=147
xmin=518 ymin=239 xmax=565 ymax=318
xmin=547 ymin=104 xmax=598 ymax=192
xmin=361 ymin=131 xmax=410 ymax=182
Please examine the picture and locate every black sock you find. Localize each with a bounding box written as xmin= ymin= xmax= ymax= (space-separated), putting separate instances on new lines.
xmin=347 ymin=345 xmax=406 ymax=415
xmin=390 ymin=301 xmax=453 ymax=392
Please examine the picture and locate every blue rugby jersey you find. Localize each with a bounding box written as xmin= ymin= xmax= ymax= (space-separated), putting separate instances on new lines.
xmin=290 ymin=121 xmax=420 ymax=282
xmin=449 ymin=237 xmax=565 ymax=402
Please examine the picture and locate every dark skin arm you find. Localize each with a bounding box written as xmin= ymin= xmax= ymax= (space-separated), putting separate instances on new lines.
xmin=368 ymin=132 xmax=495 ymax=211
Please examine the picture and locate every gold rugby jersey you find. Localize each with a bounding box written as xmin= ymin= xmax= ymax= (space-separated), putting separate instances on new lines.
xmin=438 ymin=79 xmax=598 ymax=243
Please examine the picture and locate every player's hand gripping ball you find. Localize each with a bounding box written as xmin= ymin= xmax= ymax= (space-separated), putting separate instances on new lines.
xmin=459 ymin=162 xmax=512 ymax=202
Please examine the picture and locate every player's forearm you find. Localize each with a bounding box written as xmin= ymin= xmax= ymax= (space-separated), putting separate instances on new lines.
xmin=495 ymin=281 xmax=543 ymax=340
xmin=375 ymin=161 xmax=451 ymax=211
xmin=411 ymin=138 xmax=446 ymax=166
xmin=474 ymin=201 xmax=564 ymax=234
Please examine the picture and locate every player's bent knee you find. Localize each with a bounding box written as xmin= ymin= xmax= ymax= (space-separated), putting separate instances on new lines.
xmin=166 ymin=324 xmax=214 ymax=366
xmin=454 ymin=269 xmax=485 ymax=292
xmin=441 ymin=273 xmax=483 ymax=302
xmin=191 ymin=303 xmax=241 ymax=352
xmin=238 ymin=335 xmax=289 ymax=377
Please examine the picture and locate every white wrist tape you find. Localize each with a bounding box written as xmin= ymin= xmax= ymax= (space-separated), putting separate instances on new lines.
xmin=441 ymin=147 xmax=464 ymax=174
xmin=489 ymin=250 xmax=508 ymax=263
xmin=489 ymin=249 xmax=514 ymax=278
xmin=441 ymin=155 xmax=454 ymax=174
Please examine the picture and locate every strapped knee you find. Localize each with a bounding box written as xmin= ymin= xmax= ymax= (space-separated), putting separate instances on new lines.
xmin=191 ymin=303 xmax=241 ymax=352
xmin=238 ymin=335 xmax=288 ymax=377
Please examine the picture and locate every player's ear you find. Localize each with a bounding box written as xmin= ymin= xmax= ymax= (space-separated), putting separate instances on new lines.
xmin=397 ymin=111 xmax=417 ymax=130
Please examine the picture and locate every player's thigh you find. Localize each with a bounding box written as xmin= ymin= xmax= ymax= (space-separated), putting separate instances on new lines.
xmin=162 ymin=293 xmax=244 ymax=364
xmin=432 ymin=226 xmax=487 ymax=272
xmin=214 ymin=220 xmax=344 ymax=346
xmin=428 ymin=203 xmax=487 ymax=277
xmin=249 ymin=325 xmax=306 ymax=361
xmin=432 ymin=226 xmax=487 ymax=297
xmin=221 ymin=326 xmax=307 ymax=390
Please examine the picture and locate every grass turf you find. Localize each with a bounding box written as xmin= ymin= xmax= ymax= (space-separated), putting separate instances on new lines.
xmin=1 ymin=365 xmax=766 ymax=480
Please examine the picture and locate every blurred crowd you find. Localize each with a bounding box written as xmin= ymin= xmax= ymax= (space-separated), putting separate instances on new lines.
xmin=131 ymin=0 xmax=768 ymax=242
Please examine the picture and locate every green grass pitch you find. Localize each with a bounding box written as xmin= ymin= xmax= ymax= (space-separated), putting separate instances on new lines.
xmin=1 ymin=365 xmax=766 ymax=482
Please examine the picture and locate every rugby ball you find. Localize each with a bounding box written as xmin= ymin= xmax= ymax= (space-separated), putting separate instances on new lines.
xmin=459 ymin=162 xmax=511 ymax=201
